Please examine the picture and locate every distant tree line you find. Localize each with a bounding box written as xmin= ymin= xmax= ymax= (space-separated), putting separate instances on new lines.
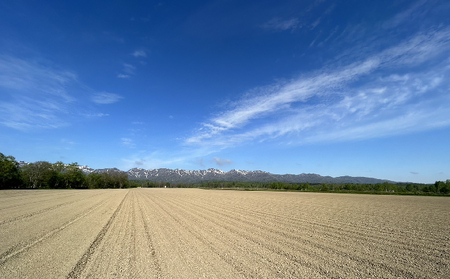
xmin=131 ymin=179 xmax=450 ymax=195
xmin=0 ymin=153 xmax=131 ymax=189
xmin=132 ymin=180 xmax=192 ymax=188
xmin=192 ymin=181 xmax=450 ymax=195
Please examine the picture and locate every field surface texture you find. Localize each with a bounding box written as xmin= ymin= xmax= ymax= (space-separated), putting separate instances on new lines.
xmin=0 ymin=188 xmax=449 ymax=278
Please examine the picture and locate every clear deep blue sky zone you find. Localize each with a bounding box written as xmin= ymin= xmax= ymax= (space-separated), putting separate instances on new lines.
xmin=1 ymin=0 xmax=450 ymax=183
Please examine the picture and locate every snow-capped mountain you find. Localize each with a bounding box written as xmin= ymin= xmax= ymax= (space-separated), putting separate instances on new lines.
xmin=17 ymin=161 xmax=391 ymax=184
xmin=124 ymin=168 xmax=391 ymax=184
xmin=18 ymin=161 xmax=30 ymax=168
xmin=78 ymin=165 xmax=95 ymax=174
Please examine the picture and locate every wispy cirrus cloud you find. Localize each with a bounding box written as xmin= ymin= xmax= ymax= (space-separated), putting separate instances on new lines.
xmin=0 ymin=55 xmax=77 ymax=130
xmin=121 ymin=138 xmax=135 ymax=148
xmin=132 ymin=50 xmax=147 ymax=57
xmin=382 ymin=0 xmax=430 ymax=29
xmin=0 ymin=55 xmax=76 ymax=101
xmin=0 ymin=98 xmax=68 ymax=130
xmin=0 ymin=55 xmax=122 ymax=131
xmin=117 ymin=63 xmax=137 ymax=78
xmin=117 ymin=73 xmax=130 ymax=79
xmin=186 ymin=27 xmax=450 ymax=148
xmin=81 ymin=112 xmax=109 ymax=118
xmin=123 ymin=63 xmax=136 ymax=74
xmin=118 ymin=50 xmax=147 ymax=78
xmin=91 ymin=92 xmax=123 ymax=104
xmin=262 ymin=18 xmax=300 ymax=31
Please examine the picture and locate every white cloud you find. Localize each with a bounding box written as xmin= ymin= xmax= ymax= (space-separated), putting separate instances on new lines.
xmin=262 ymin=18 xmax=300 ymax=31
xmin=186 ymin=28 xmax=450 ymax=148
xmin=117 ymin=63 xmax=136 ymax=78
xmin=0 ymin=55 xmax=78 ymax=130
xmin=186 ymin=58 xmax=380 ymax=144
xmin=382 ymin=0 xmax=428 ymax=29
xmin=0 ymin=55 xmax=77 ymax=102
xmin=0 ymin=55 xmax=124 ymax=130
xmin=311 ymin=17 xmax=321 ymax=29
xmin=132 ymin=50 xmax=147 ymax=57
xmin=121 ymin=138 xmax=135 ymax=148
xmin=0 ymin=100 xmax=67 ymax=130
xmin=91 ymin=92 xmax=123 ymax=104
xmin=82 ymin=113 xmax=109 ymax=118
xmin=123 ymin=63 xmax=136 ymax=74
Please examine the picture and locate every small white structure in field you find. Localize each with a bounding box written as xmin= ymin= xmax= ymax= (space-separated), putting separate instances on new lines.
xmin=164 ymin=185 xmax=167 ymax=188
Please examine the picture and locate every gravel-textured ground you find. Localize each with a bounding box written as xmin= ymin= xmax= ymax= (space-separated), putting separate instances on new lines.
xmin=0 ymin=188 xmax=449 ymax=278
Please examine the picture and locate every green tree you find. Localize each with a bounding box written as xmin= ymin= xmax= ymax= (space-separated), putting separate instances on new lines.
xmin=21 ymin=161 xmax=54 ymax=188
xmin=434 ymin=181 xmax=449 ymax=194
xmin=86 ymin=173 xmax=103 ymax=188
xmin=49 ymin=161 xmax=66 ymax=188
xmin=440 ymin=184 xmax=450 ymax=194
xmin=442 ymin=180 xmax=450 ymax=194
xmin=434 ymin=181 xmax=446 ymax=194
xmin=63 ymin=163 xmax=86 ymax=188
xmin=0 ymin=153 xmax=23 ymax=189
xmin=405 ymin=184 xmax=414 ymax=192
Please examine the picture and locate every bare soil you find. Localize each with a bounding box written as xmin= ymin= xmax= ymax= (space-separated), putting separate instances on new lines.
xmin=0 ymin=188 xmax=448 ymax=278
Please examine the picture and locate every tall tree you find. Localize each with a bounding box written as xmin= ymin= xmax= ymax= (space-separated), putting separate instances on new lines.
xmin=63 ymin=163 xmax=86 ymax=188
xmin=0 ymin=153 xmax=22 ymax=189
xmin=86 ymin=172 xmax=103 ymax=188
xmin=21 ymin=161 xmax=54 ymax=188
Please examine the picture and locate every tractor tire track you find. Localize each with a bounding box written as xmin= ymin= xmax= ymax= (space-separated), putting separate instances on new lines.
xmin=135 ymin=192 xmax=162 ymax=278
xmin=0 ymin=192 xmax=104 ymax=226
xmin=0 ymin=194 xmax=111 ymax=265
xmin=66 ymin=191 xmax=129 ymax=279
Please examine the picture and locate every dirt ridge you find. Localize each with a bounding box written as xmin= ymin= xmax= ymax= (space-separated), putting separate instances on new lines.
xmin=0 ymin=193 xmax=111 ymax=265
xmin=66 ymin=191 xmax=129 ymax=278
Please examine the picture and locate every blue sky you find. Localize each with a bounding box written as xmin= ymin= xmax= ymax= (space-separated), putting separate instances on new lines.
xmin=1 ymin=0 xmax=450 ymax=183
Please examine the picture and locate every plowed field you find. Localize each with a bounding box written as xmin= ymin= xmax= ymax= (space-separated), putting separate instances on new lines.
xmin=0 ymin=188 xmax=449 ymax=278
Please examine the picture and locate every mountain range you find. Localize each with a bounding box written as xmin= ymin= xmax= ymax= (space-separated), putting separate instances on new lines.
xmin=17 ymin=161 xmax=392 ymax=184
xmin=86 ymin=166 xmax=391 ymax=184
